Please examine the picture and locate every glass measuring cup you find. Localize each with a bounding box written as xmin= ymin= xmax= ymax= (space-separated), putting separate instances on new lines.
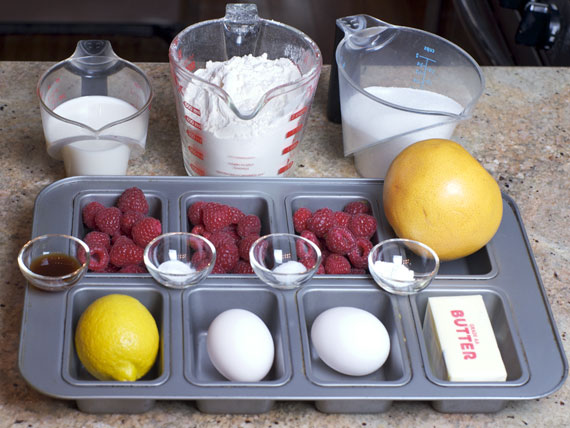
xmin=38 ymin=40 xmax=153 ymax=176
xmin=169 ymin=3 xmax=322 ymax=177
xmin=335 ymin=15 xmax=484 ymax=178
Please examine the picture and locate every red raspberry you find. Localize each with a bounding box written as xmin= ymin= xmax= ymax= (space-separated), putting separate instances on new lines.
xmin=94 ymin=207 xmax=121 ymax=236
xmin=237 ymin=215 xmax=261 ymax=238
xmin=293 ymin=207 xmax=312 ymax=233
xmin=79 ymin=245 xmax=110 ymax=272
xmin=238 ymin=234 xmax=260 ymax=262
xmin=117 ymin=187 xmax=149 ymax=214
xmin=213 ymin=242 xmax=239 ymax=273
xmin=203 ymin=203 xmax=232 ymax=232
xmin=111 ymin=229 xmax=127 ymax=245
xmin=82 ymin=201 xmax=105 ymax=229
xmin=212 ymin=264 xmax=227 ymax=274
xmin=299 ymin=254 xmax=318 ymax=270
xmin=307 ymin=208 xmax=335 ymax=238
xmin=325 ymin=253 xmax=351 ymax=274
xmin=191 ymin=250 xmax=213 ymax=271
xmin=189 ymin=235 xmax=209 ymax=252
xmin=343 ymin=201 xmax=371 ymax=215
xmin=109 ymin=236 xmax=144 ymax=267
xmin=300 ymin=230 xmax=321 ymax=250
xmin=83 ymin=231 xmax=111 ymax=251
xmin=320 ymin=247 xmax=330 ymax=264
xmin=191 ymin=224 xmax=206 ymax=235
xmin=325 ymin=226 xmax=356 ymax=255
xmin=316 ymin=264 xmax=326 ymax=274
xmin=232 ymin=259 xmax=254 ymax=274
xmin=119 ymin=264 xmax=147 ymax=273
xmin=221 ymin=225 xmax=240 ymax=244
xmin=131 ymin=217 xmax=162 ymax=248
xmin=348 ymin=238 xmax=373 ymax=269
xmin=333 ymin=211 xmax=351 ymax=228
xmin=104 ymin=263 xmax=120 ymax=273
xmin=208 ymin=231 xmax=235 ymax=249
xmin=297 ymin=235 xmax=320 ymax=262
xmin=120 ymin=210 xmax=146 ymax=235
xmin=348 ymin=213 xmax=377 ymax=239
xmin=188 ymin=201 xmax=207 ymax=225
xmin=228 ymin=206 xmax=245 ymax=224
xmin=350 ymin=268 xmax=366 ymax=274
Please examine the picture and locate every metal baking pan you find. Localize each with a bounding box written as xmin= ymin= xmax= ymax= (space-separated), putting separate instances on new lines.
xmin=18 ymin=176 xmax=567 ymax=414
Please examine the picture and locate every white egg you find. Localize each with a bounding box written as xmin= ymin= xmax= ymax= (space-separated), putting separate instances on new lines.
xmin=310 ymin=306 xmax=390 ymax=376
xmin=206 ymin=308 xmax=275 ymax=382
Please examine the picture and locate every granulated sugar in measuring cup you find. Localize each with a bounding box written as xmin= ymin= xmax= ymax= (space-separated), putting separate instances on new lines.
xmin=335 ymin=15 xmax=484 ymax=178
xmin=169 ymin=3 xmax=322 ymax=177
xmin=38 ymin=40 xmax=152 ymax=176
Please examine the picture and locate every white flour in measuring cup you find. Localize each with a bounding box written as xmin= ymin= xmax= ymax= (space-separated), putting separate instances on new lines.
xmin=182 ymin=54 xmax=304 ymax=176
xmin=341 ymin=86 xmax=464 ymax=178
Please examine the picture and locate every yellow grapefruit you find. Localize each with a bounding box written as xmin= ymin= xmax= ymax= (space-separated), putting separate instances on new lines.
xmin=383 ymin=139 xmax=503 ymax=261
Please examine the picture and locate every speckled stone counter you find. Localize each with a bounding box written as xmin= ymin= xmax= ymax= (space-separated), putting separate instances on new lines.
xmin=0 ymin=62 xmax=568 ymax=428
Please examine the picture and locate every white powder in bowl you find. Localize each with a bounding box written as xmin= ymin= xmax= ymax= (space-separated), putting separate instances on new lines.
xmin=158 ymin=260 xmax=196 ymax=283
xmin=272 ymin=260 xmax=307 ymax=275
xmin=373 ymin=255 xmax=415 ymax=282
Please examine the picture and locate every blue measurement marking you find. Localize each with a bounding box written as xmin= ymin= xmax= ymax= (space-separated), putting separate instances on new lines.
xmin=413 ymin=47 xmax=437 ymax=88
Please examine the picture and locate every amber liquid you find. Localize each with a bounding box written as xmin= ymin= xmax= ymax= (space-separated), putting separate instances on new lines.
xmin=30 ymin=253 xmax=81 ymax=277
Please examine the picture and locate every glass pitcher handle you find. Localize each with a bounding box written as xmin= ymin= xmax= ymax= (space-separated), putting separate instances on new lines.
xmin=336 ymin=14 xmax=391 ymax=37
xmin=73 ymin=40 xmax=116 ymax=58
xmin=223 ymin=3 xmax=261 ymax=57
xmin=67 ymin=40 xmax=122 ymax=96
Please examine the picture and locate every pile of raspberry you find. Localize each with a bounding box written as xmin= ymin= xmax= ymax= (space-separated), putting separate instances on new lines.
xmin=80 ymin=187 xmax=162 ymax=273
xmin=293 ymin=201 xmax=377 ymax=275
xmin=188 ymin=201 xmax=261 ymax=274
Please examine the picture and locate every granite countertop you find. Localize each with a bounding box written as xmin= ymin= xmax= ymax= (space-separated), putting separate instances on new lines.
xmin=0 ymin=62 xmax=568 ymax=427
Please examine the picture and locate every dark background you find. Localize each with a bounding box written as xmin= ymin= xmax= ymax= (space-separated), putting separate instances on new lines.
xmin=1 ymin=0 xmax=568 ymax=65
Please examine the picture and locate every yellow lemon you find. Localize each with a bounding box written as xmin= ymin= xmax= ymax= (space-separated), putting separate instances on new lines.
xmin=75 ymin=294 xmax=159 ymax=382
xmin=383 ymin=139 xmax=503 ymax=261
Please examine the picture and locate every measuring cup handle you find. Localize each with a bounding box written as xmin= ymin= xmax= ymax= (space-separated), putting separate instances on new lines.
xmin=73 ymin=40 xmax=116 ymax=59
xmin=336 ymin=15 xmax=391 ymax=37
xmin=66 ymin=40 xmax=124 ymax=96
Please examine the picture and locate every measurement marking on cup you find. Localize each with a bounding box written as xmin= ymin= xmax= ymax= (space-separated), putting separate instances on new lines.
xmin=282 ymin=140 xmax=299 ymax=155
xmin=190 ymin=163 xmax=206 ymax=176
xmin=414 ymin=46 xmax=436 ymax=88
xmin=187 ymin=144 xmax=204 ymax=160
xmin=290 ymin=107 xmax=307 ymax=121
xmin=184 ymin=115 xmax=202 ymax=130
xmin=186 ymin=129 xmax=203 ymax=144
xmin=184 ymin=54 xmax=196 ymax=72
xmin=285 ymin=124 xmax=303 ymax=139
xmin=183 ymin=101 xmax=201 ymax=116
xmin=278 ymin=159 xmax=294 ymax=175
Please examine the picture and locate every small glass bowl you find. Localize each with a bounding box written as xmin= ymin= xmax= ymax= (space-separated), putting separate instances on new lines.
xmin=17 ymin=234 xmax=90 ymax=292
xmin=249 ymin=233 xmax=322 ymax=290
xmin=368 ymin=238 xmax=439 ymax=295
xmin=144 ymin=232 xmax=216 ymax=289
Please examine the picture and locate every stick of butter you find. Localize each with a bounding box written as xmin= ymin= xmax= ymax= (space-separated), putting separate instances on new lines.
xmin=423 ymin=295 xmax=507 ymax=382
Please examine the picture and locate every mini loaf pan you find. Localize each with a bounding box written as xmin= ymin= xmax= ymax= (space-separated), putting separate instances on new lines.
xmin=18 ymin=176 xmax=567 ymax=415
xmin=410 ymin=287 xmax=530 ymax=413
xmin=297 ymin=285 xmax=411 ymax=414
xmin=53 ymin=177 xmax=497 ymax=279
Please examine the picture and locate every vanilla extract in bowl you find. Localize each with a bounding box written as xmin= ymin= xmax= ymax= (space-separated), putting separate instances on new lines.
xmin=30 ymin=253 xmax=81 ymax=277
